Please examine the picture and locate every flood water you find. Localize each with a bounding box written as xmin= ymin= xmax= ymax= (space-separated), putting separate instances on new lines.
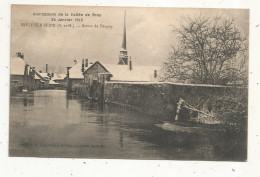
xmin=9 ymin=90 xmax=247 ymax=161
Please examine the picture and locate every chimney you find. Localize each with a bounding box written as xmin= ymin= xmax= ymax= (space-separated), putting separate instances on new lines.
xmin=32 ymin=67 xmax=36 ymax=80
xmin=85 ymin=59 xmax=88 ymax=67
xmin=129 ymin=56 xmax=132 ymax=70
xmin=154 ymin=70 xmax=157 ymax=78
xmin=67 ymin=66 xmax=72 ymax=78
xmin=32 ymin=67 xmax=35 ymax=75
xmin=51 ymin=73 xmax=54 ymax=77
xmin=46 ymin=64 xmax=48 ymax=73
xmin=20 ymin=53 xmax=24 ymax=59
xmin=16 ymin=52 xmax=24 ymax=59
xmin=82 ymin=59 xmax=84 ymax=73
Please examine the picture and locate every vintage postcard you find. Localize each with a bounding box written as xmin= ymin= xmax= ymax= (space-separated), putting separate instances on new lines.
xmin=9 ymin=5 xmax=249 ymax=161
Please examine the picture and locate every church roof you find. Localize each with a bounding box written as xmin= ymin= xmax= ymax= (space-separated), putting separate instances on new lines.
xmin=102 ymin=64 xmax=161 ymax=82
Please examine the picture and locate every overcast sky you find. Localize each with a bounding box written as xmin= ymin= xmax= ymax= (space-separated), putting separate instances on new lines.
xmin=11 ymin=5 xmax=249 ymax=73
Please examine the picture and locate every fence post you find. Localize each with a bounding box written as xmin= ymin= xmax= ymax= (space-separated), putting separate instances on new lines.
xmin=175 ymin=98 xmax=184 ymax=121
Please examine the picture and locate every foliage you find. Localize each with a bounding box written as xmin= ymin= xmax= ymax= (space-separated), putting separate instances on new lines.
xmin=177 ymin=90 xmax=248 ymax=133
xmin=163 ymin=16 xmax=248 ymax=85
xmin=213 ymin=95 xmax=248 ymax=133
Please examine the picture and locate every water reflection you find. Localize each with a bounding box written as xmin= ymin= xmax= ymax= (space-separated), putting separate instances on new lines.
xmin=23 ymin=96 xmax=34 ymax=107
xmin=119 ymin=131 xmax=124 ymax=148
xmin=9 ymin=90 xmax=246 ymax=161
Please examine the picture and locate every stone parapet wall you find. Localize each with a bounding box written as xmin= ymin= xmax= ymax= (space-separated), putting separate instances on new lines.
xmin=104 ymin=82 xmax=248 ymax=123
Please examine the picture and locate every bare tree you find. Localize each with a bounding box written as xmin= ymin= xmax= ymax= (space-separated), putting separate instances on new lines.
xmin=163 ymin=16 xmax=248 ymax=85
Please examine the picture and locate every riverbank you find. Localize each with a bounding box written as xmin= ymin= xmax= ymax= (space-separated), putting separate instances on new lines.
xmin=9 ymin=90 xmax=247 ymax=161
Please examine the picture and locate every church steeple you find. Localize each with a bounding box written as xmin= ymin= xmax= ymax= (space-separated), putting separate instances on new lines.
xmin=118 ymin=11 xmax=128 ymax=65
xmin=122 ymin=11 xmax=127 ymax=50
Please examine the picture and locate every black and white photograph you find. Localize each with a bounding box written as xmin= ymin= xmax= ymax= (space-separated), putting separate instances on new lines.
xmin=9 ymin=5 xmax=249 ymax=161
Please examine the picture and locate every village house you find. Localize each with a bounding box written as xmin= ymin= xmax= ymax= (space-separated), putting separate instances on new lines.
xmin=51 ymin=73 xmax=67 ymax=89
xmin=81 ymin=60 xmax=161 ymax=99
xmin=67 ymin=59 xmax=93 ymax=92
xmin=37 ymin=64 xmax=55 ymax=89
xmin=34 ymin=71 xmax=48 ymax=90
xmin=83 ymin=60 xmax=160 ymax=83
xmin=10 ymin=52 xmax=36 ymax=94
xmin=38 ymin=72 xmax=50 ymax=81
xmin=48 ymin=79 xmax=59 ymax=89
xmin=38 ymin=72 xmax=50 ymax=88
xmin=35 ymin=67 xmax=67 ymax=90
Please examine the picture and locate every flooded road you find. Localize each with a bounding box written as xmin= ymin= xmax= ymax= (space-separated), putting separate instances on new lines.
xmin=9 ymin=90 xmax=246 ymax=161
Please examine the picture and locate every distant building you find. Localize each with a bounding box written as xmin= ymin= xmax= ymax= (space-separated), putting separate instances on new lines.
xmin=83 ymin=61 xmax=160 ymax=82
xmin=10 ymin=52 xmax=35 ymax=93
xmin=81 ymin=61 xmax=111 ymax=98
xmin=51 ymin=73 xmax=67 ymax=89
xmin=34 ymin=71 xmax=48 ymax=90
xmin=103 ymin=64 xmax=160 ymax=82
xmin=67 ymin=59 xmax=93 ymax=92
xmin=48 ymin=79 xmax=59 ymax=89
xmin=82 ymin=61 xmax=160 ymax=99
xmin=38 ymin=72 xmax=50 ymax=81
xmin=38 ymin=72 xmax=51 ymax=88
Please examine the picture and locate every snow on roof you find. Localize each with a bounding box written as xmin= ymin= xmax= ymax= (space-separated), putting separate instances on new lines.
xmin=165 ymin=82 xmax=246 ymax=88
xmin=52 ymin=73 xmax=66 ymax=80
xmin=106 ymin=81 xmax=164 ymax=84
xmin=69 ymin=62 xmax=92 ymax=79
xmin=10 ymin=57 xmax=26 ymax=75
xmin=49 ymin=79 xmax=59 ymax=85
xmin=38 ymin=72 xmax=50 ymax=79
xmin=35 ymin=71 xmax=46 ymax=81
xmin=102 ymin=64 xmax=161 ymax=82
xmin=106 ymin=81 xmax=246 ymax=89
xmin=35 ymin=74 xmax=40 ymax=80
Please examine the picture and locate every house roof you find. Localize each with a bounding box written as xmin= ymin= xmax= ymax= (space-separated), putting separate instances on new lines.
xmin=35 ymin=73 xmax=41 ymax=80
xmin=52 ymin=73 xmax=67 ymax=80
xmin=49 ymin=79 xmax=59 ymax=85
xmin=69 ymin=61 xmax=92 ymax=79
xmin=38 ymin=72 xmax=50 ymax=80
xmin=102 ymin=64 xmax=161 ymax=82
xmin=35 ymin=71 xmax=46 ymax=81
xmin=10 ymin=57 xmax=26 ymax=75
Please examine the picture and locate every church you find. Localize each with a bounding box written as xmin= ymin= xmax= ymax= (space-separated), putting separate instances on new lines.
xmin=82 ymin=11 xmax=161 ymax=83
xmin=67 ymin=11 xmax=161 ymax=93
